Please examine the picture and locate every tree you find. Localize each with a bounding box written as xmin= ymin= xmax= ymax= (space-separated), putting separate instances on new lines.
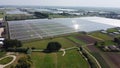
xmin=94 ymin=41 xmax=98 ymax=46
xmin=3 ymin=39 xmax=22 ymax=48
xmin=100 ymin=41 xmax=105 ymax=45
xmin=79 ymin=47 xmax=83 ymax=51
xmin=45 ymin=42 xmax=62 ymax=52
xmin=114 ymin=37 xmax=120 ymax=45
xmin=26 ymin=48 xmax=32 ymax=54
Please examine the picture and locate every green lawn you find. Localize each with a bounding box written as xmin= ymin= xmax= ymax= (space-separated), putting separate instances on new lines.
xmin=31 ymin=49 xmax=89 ymax=68
xmin=67 ymin=36 xmax=86 ymax=46
xmin=31 ymin=53 xmax=56 ymax=68
xmin=0 ymin=57 xmax=13 ymax=65
xmin=23 ymin=37 xmax=76 ymax=49
xmin=89 ymin=32 xmax=113 ymax=40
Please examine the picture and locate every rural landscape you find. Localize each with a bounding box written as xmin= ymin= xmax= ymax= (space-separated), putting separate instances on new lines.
xmin=0 ymin=0 xmax=120 ymax=68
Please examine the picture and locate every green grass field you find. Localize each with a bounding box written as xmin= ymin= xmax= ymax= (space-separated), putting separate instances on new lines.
xmin=23 ymin=37 xmax=76 ymax=49
xmin=22 ymin=37 xmax=89 ymax=68
xmin=89 ymin=32 xmax=113 ymax=40
xmin=0 ymin=57 xmax=13 ymax=65
xmin=31 ymin=49 xmax=89 ymax=68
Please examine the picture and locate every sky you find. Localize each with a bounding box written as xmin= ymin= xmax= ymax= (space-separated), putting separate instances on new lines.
xmin=0 ymin=0 xmax=120 ymax=8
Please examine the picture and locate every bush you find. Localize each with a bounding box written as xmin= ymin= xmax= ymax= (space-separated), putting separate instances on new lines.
xmin=15 ymin=56 xmax=32 ymax=68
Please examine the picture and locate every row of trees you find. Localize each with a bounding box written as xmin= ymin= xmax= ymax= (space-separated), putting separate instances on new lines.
xmin=94 ymin=37 xmax=120 ymax=47
xmin=3 ymin=39 xmax=22 ymax=48
xmin=34 ymin=12 xmax=49 ymax=18
xmin=5 ymin=15 xmax=35 ymax=21
xmin=113 ymin=37 xmax=120 ymax=45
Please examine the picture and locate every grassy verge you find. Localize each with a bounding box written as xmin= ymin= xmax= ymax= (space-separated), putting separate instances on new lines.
xmin=0 ymin=57 xmax=13 ymax=65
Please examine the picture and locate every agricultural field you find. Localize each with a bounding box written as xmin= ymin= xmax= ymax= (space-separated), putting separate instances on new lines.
xmin=87 ymin=45 xmax=100 ymax=52
xmin=67 ymin=36 xmax=86 ymax=46
xmin=49 ymin=14 xmax=79 ymax=18
xmin=6 ymin=14 xmax=35 ymax=21
xmin=67 ymin=34 xmax=101 ymax=46
xmin=105 ymin=53 xmax=120 ymax=68
xmin=99 ymin=40 xmax=116 ymax=46
xmin=89 ymin=31 xmax=113 ymax=40
xmin=91 ymin=52 xmax=110 ymax=68
xmin=75 ymin=35 xmax=101 ymax=44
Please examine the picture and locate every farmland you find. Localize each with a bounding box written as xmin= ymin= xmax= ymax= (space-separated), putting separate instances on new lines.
xmin=91 ymin=52 xmax=110 ymax=68
xmin=67 ymin=36 xmax=86 ymax=46
xmin=75 ymin=35 xmax=101 ymax=44
xmin=105 ymin=53 xmax=120 ymax=68
xmin=89 ymin=31 xmax=113 ymax=40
